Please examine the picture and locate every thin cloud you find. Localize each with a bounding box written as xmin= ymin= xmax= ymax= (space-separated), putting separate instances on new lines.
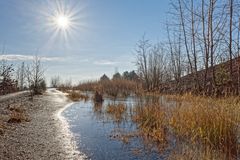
xmin=0 ymin=54 xmax=64 ymax=62
xmin=93 ymin=60 xmax=119 ymax=66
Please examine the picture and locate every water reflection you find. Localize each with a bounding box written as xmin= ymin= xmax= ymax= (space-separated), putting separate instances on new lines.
xmin=62 ymin=94 xmax=177 ymax=160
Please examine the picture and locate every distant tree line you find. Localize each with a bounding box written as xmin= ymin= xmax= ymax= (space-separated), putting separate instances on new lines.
xmin=99 ymin=70 xmax=139 ymax=82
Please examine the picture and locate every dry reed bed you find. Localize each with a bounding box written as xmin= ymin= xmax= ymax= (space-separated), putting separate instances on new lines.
xmin=130 ymin=94 xmax=240 ymax=159
xmin=106 ymin=103 xmax=127 ymax=122
xmin=168 ymin=144 xmax=228 ymax=160
xmin=169 ymin=95 xmax=240 ymax=158
xmin=132 ymin=103 xmax=168 ymax=144
xmin=66 ymin=90 xmax=89 ymax=102
xmin=77 ymin=79 xmax=143 ymax=98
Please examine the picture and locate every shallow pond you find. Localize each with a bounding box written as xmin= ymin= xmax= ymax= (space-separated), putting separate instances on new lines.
xmin=62 ymin=95 xmax=177 ymax=160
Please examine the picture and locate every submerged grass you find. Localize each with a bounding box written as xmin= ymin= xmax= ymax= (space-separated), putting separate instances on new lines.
xmin=110 ymin=128 xmax=138 ymax=144
xmin=106 ymin=103 xmax=127 ymax=122
xmin=132 ymin=103 xmax=168 ymax=144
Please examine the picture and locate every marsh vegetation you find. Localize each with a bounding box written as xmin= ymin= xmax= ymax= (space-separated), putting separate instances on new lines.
xmin=62 ymin=90 xmax=240 ymax=159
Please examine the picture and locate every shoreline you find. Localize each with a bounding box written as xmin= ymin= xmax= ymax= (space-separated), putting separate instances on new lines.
xmin=0 ymin=89 xmax=87 ymax=160
xmin=56 ymin=101 xmax=87 ymax=159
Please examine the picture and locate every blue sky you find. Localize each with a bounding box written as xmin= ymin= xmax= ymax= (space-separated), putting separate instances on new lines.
xmin=0 ymin=0 xmax=170 ymax=84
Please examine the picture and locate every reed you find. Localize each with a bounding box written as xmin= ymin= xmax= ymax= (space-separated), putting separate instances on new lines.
xmin=169 ymin=94 xmax=240 ymax=158
xmin=77 ymin=79 xmax=143 ymax=98
xmin=106 ymin=103 xmax=127 ymax=122
xmin=67 ymin=90 xmax=89 ymax=101
xmin=132 ymin=103 xmax=167 ymax=144
xmin=131 ymin=94 xmax=239 ymax=158
xmin=168 ymin=144 xmax=229 ymax=160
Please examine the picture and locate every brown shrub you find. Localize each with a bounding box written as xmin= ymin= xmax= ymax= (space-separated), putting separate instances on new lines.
xmin=67 ymin=90 xmax=89 ymax=101
xmin=8 ymin=111 xmax=30 ymax=123
xmin=7 ymin=104 xmax=25 ymax=113
xmin=93 ymin=91 xmax=103 ymax=103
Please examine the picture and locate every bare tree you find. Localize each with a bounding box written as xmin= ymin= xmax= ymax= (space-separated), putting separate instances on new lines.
xmin=178 ymin=0 xmax=194 ymax=75
xmin=16 ymin=62 xmax=26 ymax=90
xmin=136 ymin=35 xmax=170 ymax=91
xmin=133 ymin=0 xmax=240 ymax=95
xmin=238 ymin=18 xmax=240 ymax=94
xmin=51 ymin=75 xmax=61 ymax=88
xmin=148 ymin=43 xmax=163 ymax=90
xmin=25 ymin=55 xmax=45 ymax=96
xmin=0 ymin=60 xmax=17 ymax=95
xmin=167 ymin=24 xmax=183 ymax=83
xmin=228 ymin=0 xmax=234 ymax=81
xmin=136 ymin=35 xmax=151 ymax=90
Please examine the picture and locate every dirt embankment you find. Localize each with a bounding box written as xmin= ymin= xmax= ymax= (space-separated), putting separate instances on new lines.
xmin=0 ymin=89 xmax=86 ymax=160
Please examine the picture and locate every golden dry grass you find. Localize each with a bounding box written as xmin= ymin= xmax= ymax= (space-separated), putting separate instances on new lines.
xmin=109 ymin=128 xmax=139 ymax=144
xmin=168 ymin=94 xmax=240 ymax=158
xmin=7 ymin=103 xmax=30 ymax=123
xmin=8 ymin=111 xmax=30 ymax=123
xmin=106 ymin=103 xmax=127 ymax=122
xmin=168 ymin=144 xmax=229 ymax=160
xmin=77 ymin=79 xmax=143 ymax=98
xmin=67 ymin=90 xmax=89 ymax=101
xmin=130 ymin=94 xmax=240 ymax=158
xmin=132 ymin=103 xmax=168 ymax=144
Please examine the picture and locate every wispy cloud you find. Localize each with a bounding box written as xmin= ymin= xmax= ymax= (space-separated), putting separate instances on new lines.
xmin=0 ymin=54 xmax=64 ymax=62
xmin=93 ymin=60 xmax=119 ymax=66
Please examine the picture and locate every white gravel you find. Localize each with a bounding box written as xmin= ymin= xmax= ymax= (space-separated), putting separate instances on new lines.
xmin=0 ymin=89 xmax=87 ymax=160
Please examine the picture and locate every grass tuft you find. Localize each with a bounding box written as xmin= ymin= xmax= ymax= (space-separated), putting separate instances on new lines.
xmin=132 ymin=103 xmax=168 ymax=144
xmin=8 ymin=111 xmax=30 ymax=123
xmin=106 ymin=103 xmax=127 ymax=122
xmin=7 ymin=103 xmax=30 ymax=123
xmin=67 ymin=90 xmax=89 ymax=101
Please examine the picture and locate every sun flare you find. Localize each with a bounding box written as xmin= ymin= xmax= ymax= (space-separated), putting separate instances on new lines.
xmin=55 ymin=15 xmax=70 ymax=30
xmin=44 ymin=0 xmax=86 ymax=41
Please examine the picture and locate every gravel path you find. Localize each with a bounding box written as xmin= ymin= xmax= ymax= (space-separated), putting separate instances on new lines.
xmin=0 ymin=89 xmax=86 ymax=160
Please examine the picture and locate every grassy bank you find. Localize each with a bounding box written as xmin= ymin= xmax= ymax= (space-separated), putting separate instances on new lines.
xmin=131 ymin=94 xmax=240 ymax=159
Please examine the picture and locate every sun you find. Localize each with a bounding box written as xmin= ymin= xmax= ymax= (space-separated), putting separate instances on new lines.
xmin=55 ymin=15 xmax=70 ymax=30
xmin=44 ymin=0 xmax=87 ymax=41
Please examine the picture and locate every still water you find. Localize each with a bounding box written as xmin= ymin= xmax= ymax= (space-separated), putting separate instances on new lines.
xmin=62 ymin=95 xmax=176 ymax=160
